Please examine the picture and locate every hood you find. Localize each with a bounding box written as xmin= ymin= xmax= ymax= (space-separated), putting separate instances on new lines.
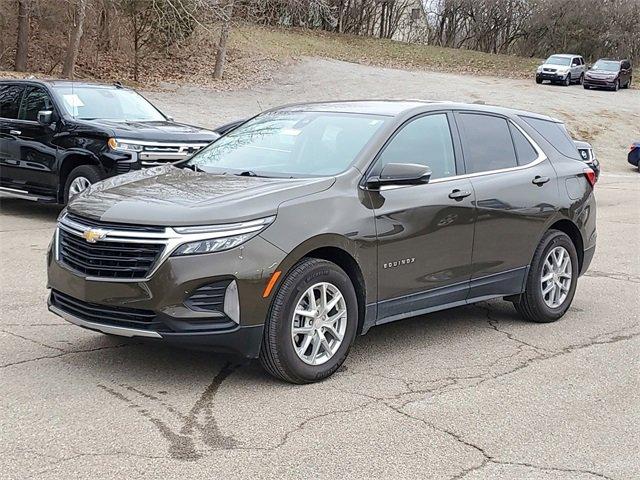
xmin=82 ymin=119 xmax=219 ymax=143
xmin=67 ymin=166 xmax=335 ymax=226
xmin=586 ymin=70 xmax=618 ymax=78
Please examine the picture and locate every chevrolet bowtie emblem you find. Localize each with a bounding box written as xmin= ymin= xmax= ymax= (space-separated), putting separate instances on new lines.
xmin=82 ymin=228 xmax=108 ymax=243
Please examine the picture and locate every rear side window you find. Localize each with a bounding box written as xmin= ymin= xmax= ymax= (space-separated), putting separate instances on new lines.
xmin=521 ymin=116 xmax=580 ymax=159
xmin=457 ymin=113 xmax=517 ymax=173
xmin=0 ymin=84 xmax=25 ymax=119
xmin=373 ymin=113 xmax=456 ymax=180
xmin=19 ymin=87 xmax=53 ymax=121
xmin=510 ymin=124 xmax=538 ymax=165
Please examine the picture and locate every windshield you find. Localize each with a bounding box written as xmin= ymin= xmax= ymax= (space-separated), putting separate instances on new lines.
xmin=53 ymin=86 xmax=165 ymax=121
xmin=185 ymin=111 xmax=388 ymax=177
xmin=545 ymin=56 xmax=572 ymax=66
xmin=591 ymin=60 xmax=620 ymax=72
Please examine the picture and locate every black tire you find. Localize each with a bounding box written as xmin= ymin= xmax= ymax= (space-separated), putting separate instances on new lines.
xmin=583 ymin=84 xmax=590 ymax=89
xmin=260 ymin=258 xmax=358 ymax=384
xmin=513 ymin=230 xmax=579 ymax=323
xmin=624 ymin=77 xmax=632 ymax=89
xmin=613 ymin=79 xmax=620 ymax=91
xmin=63 ymin=164 xmax=102 ymax=204
xmin=578 ymin=73 xmax=584 ymax=85
xmin=535 ymin=78 xmax=543 ymax=85
xmin=563 ymin=74 xmax=571 ymax=86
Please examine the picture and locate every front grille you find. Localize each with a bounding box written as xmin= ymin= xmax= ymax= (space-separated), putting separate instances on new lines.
xmin=58 ymin=229 xmax=164 ymax=279
xmin=184 ymin=280 xmax=231 ymax=312
xmin=65 ymin=213 xmax=165 ymax=233
xmin=51 ymin=290 xmax=158 ymax=330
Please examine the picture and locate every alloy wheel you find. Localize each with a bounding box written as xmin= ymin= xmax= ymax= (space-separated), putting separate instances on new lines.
xmin=540 ymin=246 xmax=572 ymax=308
xmin=291 ymin=282 xmax=347 ymax=366
xmin=69 ymin=176 xmax=92 ymax=197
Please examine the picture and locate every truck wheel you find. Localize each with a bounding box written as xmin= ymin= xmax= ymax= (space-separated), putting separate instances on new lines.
xmin=64 ymin=165 xmax=102 ymax=203
xmin=513 ymin=230 xmax=578 ymax=323
xmin=260 ymin=258 xmax=358 ymax=384
xmin=563 ymin=74 xmax=571 ymax=86
xmin=535 ymin=78 xmax=543 ymax=84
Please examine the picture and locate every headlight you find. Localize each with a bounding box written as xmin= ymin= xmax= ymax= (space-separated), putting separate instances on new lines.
xmin=107 ymin=138 xmax=144 ymax=152
xmin=171 ymin=216 xmax=275 ymax=256
xmin=537 ymin=66 xmax=543 ymax=72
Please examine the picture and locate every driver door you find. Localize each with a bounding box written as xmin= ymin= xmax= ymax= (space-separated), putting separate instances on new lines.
xmin=366 ymin=112 xmax=476 ymax=324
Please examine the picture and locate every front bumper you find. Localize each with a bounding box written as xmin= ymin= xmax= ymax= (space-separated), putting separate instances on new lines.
xmin=583 ymin=78 xmax=617 ymax=89
xmin=47 ymin=234 xmax=286 ymax=358
xmin=536 ymin=72 xmax=569 ymax=82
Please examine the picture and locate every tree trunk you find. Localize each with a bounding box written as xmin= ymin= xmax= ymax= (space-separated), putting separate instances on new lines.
xmin=214 ymin=1 xmax=234 ymax=80
xmin=62 ymin=0 xmax=87 ymax=78
xmin=15 ymin=0 xmax=30 ymax=71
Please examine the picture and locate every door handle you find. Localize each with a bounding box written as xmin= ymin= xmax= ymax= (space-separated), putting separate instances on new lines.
xmin=9 ymin=130 xmax=21 ymax=135
xmin=448 ymin=189 xmax=471 ymax=200
xmin=532 ymin=175 xmax=550 ymax=186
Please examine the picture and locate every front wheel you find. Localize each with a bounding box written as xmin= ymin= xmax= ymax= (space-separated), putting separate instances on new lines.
xmin=260 ymin=258 xmax=358 ymax=384
xmin=63 ymin=165 xmax=102 ymax=203
xmin=613 ymin=79 xmax=620 ymax=91
xmin=513 ymin=230 xmax=579 ymax=323
xmin=563 ymin=74 xmax=571 ymax=86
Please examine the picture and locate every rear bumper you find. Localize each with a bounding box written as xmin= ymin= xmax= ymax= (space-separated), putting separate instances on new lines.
xmin=581 ymin=245 xmax=596 ymax=276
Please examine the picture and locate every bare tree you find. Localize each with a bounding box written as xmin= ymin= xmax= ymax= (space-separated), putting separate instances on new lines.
xmin=214 ymin=0 xmax=234 ymax=80
xmin=63 ymin=0 xmax=88 ymax=78
xmin=15 ymin=0 xmax=30 ymax=71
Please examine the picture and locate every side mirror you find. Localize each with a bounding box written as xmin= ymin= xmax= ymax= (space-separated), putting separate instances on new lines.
xmin=166 ymin=116 xmax=174 ymax=122
xmin=367 ymin=163 xmax=432 ymax=188
xmin=37 ymin=110 xmax=53 ymax=125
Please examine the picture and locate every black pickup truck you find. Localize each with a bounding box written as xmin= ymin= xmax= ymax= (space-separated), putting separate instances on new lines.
xmin=0 ymin=79 xmax=220 ymax=204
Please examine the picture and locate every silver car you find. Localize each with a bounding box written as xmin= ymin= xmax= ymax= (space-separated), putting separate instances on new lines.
xmin=536 ymin=54 xmax=587 ymax=86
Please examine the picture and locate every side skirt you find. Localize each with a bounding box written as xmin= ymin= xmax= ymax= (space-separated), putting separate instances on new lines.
xmin=370 ymin=266 xmax=528 ymax=329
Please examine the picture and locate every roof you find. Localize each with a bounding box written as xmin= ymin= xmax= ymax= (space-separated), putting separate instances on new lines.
xmin=274 ymin=100 xmax=436 ymax=116
xmin=0 ymin=78 xmax=129 ymax=89
xmin=548 ymin=53 xmax=581 ymax=58
xmin=266 ymin=99 xmax=556 ymax=122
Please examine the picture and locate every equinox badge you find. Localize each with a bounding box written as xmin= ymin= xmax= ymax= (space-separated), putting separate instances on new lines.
xmin=82 ymin=228 xmax=109 ymax=243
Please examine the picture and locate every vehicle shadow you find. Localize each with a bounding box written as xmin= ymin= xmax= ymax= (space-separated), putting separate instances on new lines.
xmin=0 ymin=197 xmax=63 ymax=221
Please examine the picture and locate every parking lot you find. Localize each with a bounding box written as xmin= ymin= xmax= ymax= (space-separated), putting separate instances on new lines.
xmin=1 ymin=59 xmax=639 ymax=479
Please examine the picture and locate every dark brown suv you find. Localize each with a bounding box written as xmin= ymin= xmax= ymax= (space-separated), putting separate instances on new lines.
xmin=584 ymin=59 xmax=633 ymax=91
xmin=47 ymin=100 xmax=598 ymax=383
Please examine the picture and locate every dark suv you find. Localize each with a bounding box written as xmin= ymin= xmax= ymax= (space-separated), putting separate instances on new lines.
xmin=46 ymin=100 xmax=597 ymax=384
xmin=0 ymin=80 xmax=218 ymax=203
xmin=584 ymin=59 xmax=633 ymax=91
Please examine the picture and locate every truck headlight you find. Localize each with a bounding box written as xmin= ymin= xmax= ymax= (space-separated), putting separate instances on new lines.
xmin=171 ymin=216 xmax=275 ymax=256
xmin=107 ymin=138 xmax=144 ymax=152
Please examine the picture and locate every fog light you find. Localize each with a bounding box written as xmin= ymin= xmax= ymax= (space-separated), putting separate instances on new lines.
xmin=223 ymin=280 xmax=240 ymax=324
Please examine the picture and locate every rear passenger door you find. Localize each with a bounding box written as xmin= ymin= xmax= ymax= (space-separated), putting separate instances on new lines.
xmin=454 ymin=111 xmax=558 ymax=300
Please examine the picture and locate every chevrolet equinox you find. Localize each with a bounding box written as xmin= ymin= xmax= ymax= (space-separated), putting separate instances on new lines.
xmin=47 ymin=100 xmax=597 ymax=384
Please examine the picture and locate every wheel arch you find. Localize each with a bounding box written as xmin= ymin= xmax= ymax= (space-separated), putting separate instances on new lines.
xmin=57 ymin=152 xmax=103 ymax=201
xmin=274 ymin=235 xmax=370 ymax=336
xmin=547 ymin=218 xmax=584 ymax=272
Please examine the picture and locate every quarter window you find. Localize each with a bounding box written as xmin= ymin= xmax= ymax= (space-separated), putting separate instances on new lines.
xmin=521 ymin=116 xmax=580 ymax=160
xmin=510 ymin=124 xmax=538 ymax=165
xmin=373 ymin=113 xmax=456 ymax=180
xmin=0 ymin=84 xmax=25 ymax=119
xmin=18 ymin=87 xmax=53 ymax=122
xmin=457 ymin=113 xmax=517 ymax=173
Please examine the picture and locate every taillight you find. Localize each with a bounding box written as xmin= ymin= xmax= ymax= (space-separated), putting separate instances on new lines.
xmin=583 ymin=167 xmax=596 ymax=187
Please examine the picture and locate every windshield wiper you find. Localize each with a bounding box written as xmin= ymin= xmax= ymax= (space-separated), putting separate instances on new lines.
xmin=183 ymin=163 xmax=205 ymax=172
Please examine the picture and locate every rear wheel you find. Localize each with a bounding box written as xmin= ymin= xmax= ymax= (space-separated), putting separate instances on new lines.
xmin=260 ymin=258 xmax=358 ymax=384
xmin=513 ymin=230 xmax=578 ymax=323
xmin=578 ymin=73 xmax=584 ymax=85
xmin=63 ymin=165 xmax=102 ymax=203
xmin=624 ymin=76 xmax=632 ymax=89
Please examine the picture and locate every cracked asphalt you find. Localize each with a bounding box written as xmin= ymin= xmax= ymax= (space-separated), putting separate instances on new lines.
xmin=1 ymin=59 xmax=639 ymax=479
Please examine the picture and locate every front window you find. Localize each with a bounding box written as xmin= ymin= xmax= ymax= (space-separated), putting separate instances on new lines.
xmin=52 ymin=85 xmax=165 ymax=121
xmin=185 ymin=111 xmax=388 ymax=177
xmin=591 ymin=60 xmax=620 ymax=72
xmin=545 ymin=56 xmax=571 ymax=66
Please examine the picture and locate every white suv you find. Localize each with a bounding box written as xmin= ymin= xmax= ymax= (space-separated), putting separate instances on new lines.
xmin=536 ymin=54 xmax=587 ymax=86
